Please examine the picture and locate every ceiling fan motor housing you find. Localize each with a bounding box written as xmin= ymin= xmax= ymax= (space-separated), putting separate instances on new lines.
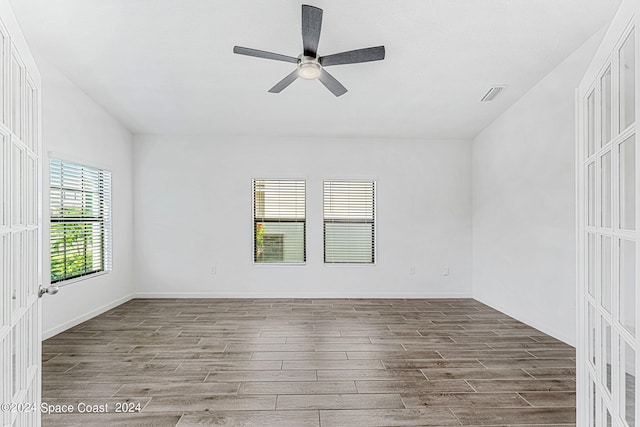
xmin=297 ymin=55 xmax=322 ymax=79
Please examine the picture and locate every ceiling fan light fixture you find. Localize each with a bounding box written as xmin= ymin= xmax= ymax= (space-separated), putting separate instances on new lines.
xmin=297 ymin=61 xmax=322 ymax=79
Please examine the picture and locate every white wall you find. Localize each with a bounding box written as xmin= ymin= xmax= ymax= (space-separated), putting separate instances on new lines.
xmin=38 ymin=54 xmax=134 ymax=338
xmin=34 ymin=19 xmax=606 ymax=344
xmin=133 ymin=135 xmax=472 ymax=298
xmin=471 ymin=31 xmax=604 ymax=346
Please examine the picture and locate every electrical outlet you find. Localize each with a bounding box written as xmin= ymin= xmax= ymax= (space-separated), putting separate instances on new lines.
xmin=211 ymin=265 xmax=217 ymax=275
xmin=443 ymin=267 xmax=449 ymax=276
xmin=409 ymin=266 xmax=415 ymax=275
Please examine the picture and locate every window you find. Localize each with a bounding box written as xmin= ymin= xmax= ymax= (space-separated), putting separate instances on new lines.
xmin=49 ymin=159 xmax=112 ymax=283
xmin=323 ymin=180 xmax=375 ymax=263
xmin=253 ymin=179 xmax=305 ymax=263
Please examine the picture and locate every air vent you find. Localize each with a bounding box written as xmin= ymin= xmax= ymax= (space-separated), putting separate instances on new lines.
xmin=481 ymin=85 xmax=507 ymax=102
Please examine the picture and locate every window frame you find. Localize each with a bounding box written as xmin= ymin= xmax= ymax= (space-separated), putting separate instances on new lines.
xmin=323 ymin=179 xmax=377 ymax=265
xmin=252 ymin=178 xmax=306 ymax=265
xmin=49 ymin=157 xmax=112 ymax=285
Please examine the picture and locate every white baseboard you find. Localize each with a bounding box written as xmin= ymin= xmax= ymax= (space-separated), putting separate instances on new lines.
xmin=133 ymin=292 xmax=474 ymax=299
xmin=43 ymin=294 xmax=135 ymax=340
xmin=473 ymin=295 xmax=576 ymax=347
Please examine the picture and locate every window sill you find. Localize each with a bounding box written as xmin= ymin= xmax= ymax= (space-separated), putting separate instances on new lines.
xmin=253 ymin=262 xmax=306 ymax=267
xmin=53 ymin=271 xmax=110 ymax=287
xmin=323 ymin=262 xmax=377 ymax=267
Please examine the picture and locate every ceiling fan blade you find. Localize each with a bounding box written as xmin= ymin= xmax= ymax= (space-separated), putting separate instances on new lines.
xmin=268 ymin=70 xmax=299 ymax=93
xmin=301 ymin=5 xmax=323 ymax=57
xmin=319 ymin=46 xmax=385 ymax=67
xmin=233 ymin=46 xmax=299 ymax=64
xmin=318 ymin=69 xmax=347 ymax=97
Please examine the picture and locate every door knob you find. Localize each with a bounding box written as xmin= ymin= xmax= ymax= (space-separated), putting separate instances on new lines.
xmin=38 ymin=285 xmax=59 ymax=298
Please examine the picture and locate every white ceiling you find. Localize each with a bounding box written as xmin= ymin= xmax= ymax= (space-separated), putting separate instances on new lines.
xmin=10 ymin=0 xmax=621 ymax=139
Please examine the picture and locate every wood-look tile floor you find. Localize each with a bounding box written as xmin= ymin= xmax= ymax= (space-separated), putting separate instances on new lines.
xmin=42 ymin=298 xmax=576 ymax=426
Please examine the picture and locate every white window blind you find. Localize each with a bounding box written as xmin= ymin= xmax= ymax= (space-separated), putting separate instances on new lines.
xmin=324 ymin=180 xmax=375 ymax=263
xmin=50 ymin=159 xmax=112 ymax=283
xmin=253 ymin=179 xmax=305 ymax=263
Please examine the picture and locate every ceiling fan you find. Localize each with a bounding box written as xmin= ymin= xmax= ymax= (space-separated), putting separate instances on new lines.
xmin=233 ymin=4 xmax=385 ymax=97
